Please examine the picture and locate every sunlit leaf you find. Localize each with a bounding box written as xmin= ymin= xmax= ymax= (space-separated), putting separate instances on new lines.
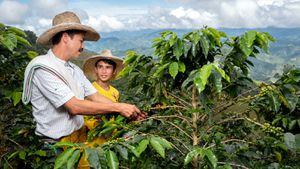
xmin=0 ymin=33 xmax=17 ymax=51
xmin=106 ymin=150 xmax=119 ymax=169
xmin=184 ymin=148 xmax=203 ymax=165
xmin=67 ymin=149 xmax=81 ymax=169
xmin=169 ymin=62 xmax=179 ymax=79
xmin=115 ymin=145 xmax=128 ymax=160
xmin=86 ymin=148 xmax=100 ymax=169
xmin=136 ymin=139 xmax=149 ymax=156
xmin=150 ymin=137 xmax=165 ymax=158
xmin=54 ymin=148 xmax=75 ymax=169
xmin=203 ymin=149 xmax=217 ymax=168
xmin=178 ymin=61 xmax=186 ymax=73
xmin=239 ymin=30 xmax=256 ymax=56
xmin=11 ymin=91 xmax=22 ymax=106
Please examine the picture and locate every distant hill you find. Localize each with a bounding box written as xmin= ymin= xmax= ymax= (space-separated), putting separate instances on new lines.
xmin=83 ymin=28 xmax=300 ymax=81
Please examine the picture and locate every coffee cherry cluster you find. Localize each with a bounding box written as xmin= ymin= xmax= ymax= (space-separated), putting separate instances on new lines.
xmin=262 ymin=123 xmax=284 ymax=137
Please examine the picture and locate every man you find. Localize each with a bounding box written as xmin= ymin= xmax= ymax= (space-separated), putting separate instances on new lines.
xmin=22 ymin=11 xmax=140 ymax=142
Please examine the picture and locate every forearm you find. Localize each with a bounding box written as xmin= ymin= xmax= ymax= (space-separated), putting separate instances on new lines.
xmin=65 ymin=97 xmax=119 ymax=115
xmin=86 ymin=92 xmax=113 ymax=103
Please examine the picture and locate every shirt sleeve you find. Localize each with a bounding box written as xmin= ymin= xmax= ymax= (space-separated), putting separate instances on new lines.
xmin=76 ymin=67 xmax=97 ymax=97
xmin=32 ymin=69 xmax=75 ymax=108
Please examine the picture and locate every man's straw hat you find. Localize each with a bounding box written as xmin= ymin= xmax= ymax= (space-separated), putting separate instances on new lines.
xmin=37 ymin=11 xmax=100 ymax=46
xmin=83 ymin=49 xmax=124 ymax=81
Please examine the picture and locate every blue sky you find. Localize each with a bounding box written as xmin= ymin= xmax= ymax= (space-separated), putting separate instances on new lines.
xmin=1 ymin=0 xmax=300 ymax=35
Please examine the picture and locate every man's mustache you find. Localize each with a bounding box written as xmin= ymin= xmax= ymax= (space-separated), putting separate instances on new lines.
xmin=79 ymin=48 xmax=84 ymax=52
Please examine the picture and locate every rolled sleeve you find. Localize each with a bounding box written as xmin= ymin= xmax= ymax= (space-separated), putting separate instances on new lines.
xmin=33 ymin=69 xmax=75 ymax=108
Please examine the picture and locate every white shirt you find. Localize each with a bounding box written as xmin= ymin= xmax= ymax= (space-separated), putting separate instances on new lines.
xmin=31 ymin=50 xmax=96 ymax=139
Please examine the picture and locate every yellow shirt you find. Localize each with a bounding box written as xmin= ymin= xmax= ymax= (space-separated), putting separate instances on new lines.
xmin=92 ymin=82 xmax=119 ymax=102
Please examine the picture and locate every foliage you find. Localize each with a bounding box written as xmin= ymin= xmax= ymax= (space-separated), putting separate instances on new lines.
xmin=0 ymin=24 xmax=299 ymax=169
xmin=0 ymin=23 xmax=55 ymax=169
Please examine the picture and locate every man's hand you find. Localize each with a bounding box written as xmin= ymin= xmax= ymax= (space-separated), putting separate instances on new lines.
xmin=116 ymin=103 xmax=141 ymax=118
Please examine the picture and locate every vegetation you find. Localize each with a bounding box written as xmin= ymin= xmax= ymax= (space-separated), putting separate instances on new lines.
xmin=0 ymin=23 xmax=299 ymax=169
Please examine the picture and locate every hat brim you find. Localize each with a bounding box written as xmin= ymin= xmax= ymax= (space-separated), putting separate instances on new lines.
xmin=83 ymin=55 xmax=124 ymax=81
xmin=37 ymin=23 xmax=100 ymax=46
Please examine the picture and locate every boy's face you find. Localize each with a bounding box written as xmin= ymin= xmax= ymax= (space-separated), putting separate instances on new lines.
xmin=94 ymin=61 xmax=115 ymax=82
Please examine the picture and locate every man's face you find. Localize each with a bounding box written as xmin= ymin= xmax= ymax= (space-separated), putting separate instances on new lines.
xmin=94 ymin=61 xmax=115 ymax=82
xmin=66 ymin=33 xmax=84 ymax=59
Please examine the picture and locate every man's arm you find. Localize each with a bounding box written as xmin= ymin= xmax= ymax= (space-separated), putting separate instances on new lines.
xmin=64 ymin=96 xmax=140 ymax=118
xmin=85 ymin=92 xmax=113 ymax=103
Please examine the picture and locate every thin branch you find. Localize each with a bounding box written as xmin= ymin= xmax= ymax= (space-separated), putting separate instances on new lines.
xmin=170 ymin=136 xmax=191 ymax=152
xmin=138 ymin=115 xmax=192 ymax=127
xmin=6 ymin=137 xmax=23 ymax=149
xmin=168 ymin=92 xmax=192 ymax=107
xmin=165 ymin=121 xmax=193 ymax=140
xmin=206 ymin=139 xmax=247 ymax=149
xmin=213 ymin=86 xmax=260 ymax=112
xmin=149 ymin=105 xmax=188 ymax=110
xmin=218 ymin=162 xmax=249 ymax=169
xmin=244 ymin=117 xmax=263 ymax=127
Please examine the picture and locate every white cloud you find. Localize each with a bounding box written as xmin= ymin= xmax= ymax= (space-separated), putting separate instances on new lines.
xmin=88 ymin=15 xmax=125 ymax=32
xmin=29 ymin=0 xmax=69 ymax=18
xmin=1 ymin=0 xmax=300 ymax=35
xmin=0 ymin=0 xmax=28 ymax=24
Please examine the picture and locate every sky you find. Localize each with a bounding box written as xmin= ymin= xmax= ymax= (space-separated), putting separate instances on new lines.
xmin=0 ymin=0 xmax=300 ymax=35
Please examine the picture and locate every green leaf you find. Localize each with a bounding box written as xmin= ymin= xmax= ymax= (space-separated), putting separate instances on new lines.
xmin=11 ymin=91 xmax=22 ymax=106
xmin=289 ymin=120 xmax=297 ymax=130
xmin=27 ymin=51 xmax=38 ymax=59
xmin=269 ymin=93 xmax=280 ymax=112
xmin=16 ymin=35 xmax=31 ymax=46
xmin=213 ymin=72 xmax=222 ymax=93
xmin=35 ymin=150 xmax=46 ymax=157
xmin=19 ymin=151 xmax=26 ymax=160
xmin=86 ymin=148 xmax=100 ymax=169
xmin=54 ymin=148 xmax=75 ymax=169
xmin=7 ymin=27 xmax=27 ymax=37
xmin=203 ymin=149 xmax=218 ymax=168
xmin=284 ymin=132 xmax=296 ymax=149
xmin=115 ymin=145 xmax=128 ymax=160
xmin=124 ymin=51 xmax=138 ymax=64
xmin=169 ymin=62 xmax=179 ymax=79
xmin=239 ymin=30 xmax=257 ymax=56
xmin=136 ymin=139 xmax=149 ymax=156
xmin=199 ymin=35 xmax=209 ymax=58
xmin=99 ymin=126 xmax=118 ymax=135
xmin=178 ymin=61 xmax=186 ymax=73
xmin=97 ymin=148 xmax=108 ymax=169
xmin=173 ymin=39 xmax=183 ymax=60
xmin=169 ymin=33 xmax=177 ymax=46
xmin=218 ymin=164 xmax=232 ymax=169
xmin=150 ymin=137 xmax=165 ymax=158
xmin=0 ymin=33 xmax=17 ymax=51
xmin=194 ymin=64 xmax=213 ymax=93
xmin=212 ymin=64 xmax=230 ymax=82
xmin=151 ymin=137 xmax=172 ymax=149
xmin=153 ymin=63 xmax=170 ymax=77
xmin=295 ymin=134 xmax=300 ymax=148
xmin=54 ymin=142 xmax=77 ymax=148
xmin=106 ymin=150 xmax=119 ymax=169
xmin=120 ymin=143 xmax=139 ymax=157
xmin=184 ymin=148 xmax=203 ymax=165
xmin=67 ymin=149 xmax=81 ymax=169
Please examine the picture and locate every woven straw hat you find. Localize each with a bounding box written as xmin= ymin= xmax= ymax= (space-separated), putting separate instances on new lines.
xmin=37 ymin=11 xmax=100 ymax=46
xmin=83 ymin=49 xmax=124 ymax=81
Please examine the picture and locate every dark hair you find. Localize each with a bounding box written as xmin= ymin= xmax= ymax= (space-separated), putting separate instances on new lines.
xmin=52 ymin=29 xmax=86 ymax=45
xmin=95 ymin=59 xmax=117 ymax=70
